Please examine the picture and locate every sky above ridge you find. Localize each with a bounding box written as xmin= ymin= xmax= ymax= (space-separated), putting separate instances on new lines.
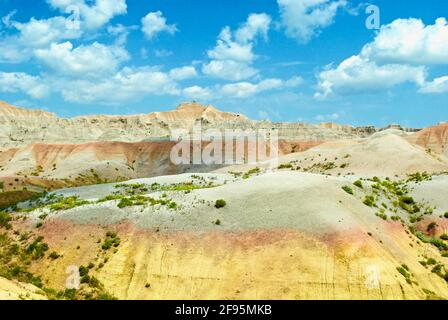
xmin=0 ymin=0 xmax=447 ymax=127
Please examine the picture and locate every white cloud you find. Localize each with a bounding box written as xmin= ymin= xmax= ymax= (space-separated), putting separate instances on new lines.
xmin=202 ymin=60 xmax=258 ymax=82
xmin=419 ymin=76 xmax=448 ymax=94
xmin=0 ymin=72 xmax=49 ymax=99
xmin=141 ymin=11 xmax=177 ymax=40
xmin=46 ymin=0 xmax=127 ymax=30
xmin=202 ymin=13 xmax=271 ymax=81
xmin=183 ymin=86 xmax=212 ymax=100
xmin=278 ymin=0 xmax=347 ymax=43
xmin=235 ymin=13 xmax=271 ymax=44
xmin=0 ymin=16 xmax=82 ymax=62
xmin=60 ymin=66 xmax=180 ymax=103
xmin=207 ymin=28 xmax=255 ymax=62
xmin=107 ymin=24 xmax=138 ymax=46
xmin=168 ymin=66 xmax=197 ymax=80
xmin=183 ymin=76 xmax=301 ymax=100
xmin=34 ymin=41 xmax=129 ymax=77
xmin=12 ymin=16 xmax=81 ymax=48
xmin=361 ymin=18 xmax=448 ymax=65
xmin=315 ymin=17 xmax=448 ymax=97
xmin=316 ymin=55 xmax=426 ymax=98
xmin=0 ymin=0 xmax=127 ymax=62
xmin=219 ymin=77 xmax=300 ymax=98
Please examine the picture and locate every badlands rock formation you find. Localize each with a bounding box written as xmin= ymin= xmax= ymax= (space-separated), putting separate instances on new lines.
xmin=1 ymin=100 xmax=373 ymax=151
xmin=0 ymin=100 xmax=376 ymax=190
xmin=1 ymin=99 xmax=447 ymax=300
xmin=407 ymin=122 xmax=448 ymax=157
xmin=3 ymin=171 xmax=448 ymax=300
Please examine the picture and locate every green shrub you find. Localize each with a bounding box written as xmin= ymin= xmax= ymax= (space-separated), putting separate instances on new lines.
xmin=363 ymin=195 xmax=376 ymax=207
xmin=353 ymin=180 xmax=363 ymax=188
xmin=342 ymin=186 xmax=354 ymax=195
xmin=102 ymin=232 xmax=121 ymax=250
xmin=49 ymin=196 xmax=90 ymax=211
xmin=48 ymin=251 xmax=61 ymax=260
xmin=26 ymin=238 xmax=49 ymax=259
xmin=278 ymin=163 xmax=293 ymax=170
xmin=215 ymin=199 xmax=227 ymax=209
xmin=167 ymin=202 xmax=178 ymax=210
xmin=400 ymin=196 xmax=415 ymax=205
xmin=117 ymin=198 xmax=134 ymax=208
xmin=376 ymin=212 xmax=388 ymax=220
xmin=444 ymin=212 xmax=448 ymax=219
xmin=427 ymin=222 xmax=438 ymax=232
xmin=440 ymin=234 xmax=448 ymax=241
xmin=0 ymin=211 xmax=12 ymax=229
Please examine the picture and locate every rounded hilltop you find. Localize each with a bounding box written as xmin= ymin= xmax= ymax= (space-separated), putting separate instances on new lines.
xmin=147 ymin=101 xmax=248 ymax=123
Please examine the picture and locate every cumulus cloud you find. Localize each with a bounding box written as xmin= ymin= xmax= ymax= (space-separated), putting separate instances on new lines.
xmin=34 ymin=41 xmax=129 ymax=77
xmin=141 ymin=11 xmax=177 ymax=40
xmin=316 ymin=55 xmax=426 ymax=98
xmin=202 ymin=60 xmax=258 ymax=82
xmin=183 ymin=76 xmax=302 ymax=100
xmin=0 ymin=16 xmax=81 ymax=62
xmin=315 ymin=17 xmax=448 ymax=97
xmin=60 ymin=66 xmax=180 ymax=103
xmin=234 ymin=13 xmax=271 ymax=44
xmin=0 ymin=72 xmax=49 ymax=99
xmin=46 ymin=0 xmax=127 ymax=30
xmin=183 ymin=86 xmax=212 ymax=100
xmin=278 ymin=0 xmax=347 ymax=43
xmin=361 ymin=18 xmax=448 ymax=65
xmin=419 ymin=76 xmax=448 ymax=94
xmin=202 ymin=13 xmax=271 ymax=81
xmin=168 ymin=66 xmax=198 ymax=81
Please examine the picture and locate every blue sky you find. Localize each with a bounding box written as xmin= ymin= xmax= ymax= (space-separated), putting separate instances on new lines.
xmin=0 ymin=0 xmax=447 ymax=127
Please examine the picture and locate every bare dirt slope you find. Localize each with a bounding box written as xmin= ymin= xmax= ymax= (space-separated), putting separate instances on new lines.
xmin=0 ymin=277 xmax=47 ymax=300
xmin=407 ymin=122 xmax=448 ymax=157
xmin=219 ymin=130 xmax=448 ymax=178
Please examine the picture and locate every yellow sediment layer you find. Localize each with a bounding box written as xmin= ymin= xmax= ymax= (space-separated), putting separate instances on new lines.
xmin=31 ymin=220 xmax=448 ymax=300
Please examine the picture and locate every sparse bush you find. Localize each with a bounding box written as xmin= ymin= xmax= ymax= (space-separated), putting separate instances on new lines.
xmin=168 ymin=202 xmax=178 ymax=210
xmin=49 ymin=196 xmax=90 ymax=211
xmin=440 ymin=234 xmax=448 ymax=241
xmin=102 ymin=232 xmax=121 ymax=250
xmin=397 ymin=265 xmax=412 ymax=284
xmin=48 ymin=251 xmax=61 ymax=260
xmin=215 ymin=199 xmax=226 ymax=209
xmin=117 ymin=197 xmax=135 ymax=208
xmin=278 ymin=163 xmax=293 ymax=170
xmin=376 ymin=212 xmax=388 ymax=220
xmin=353 ymin=180 xmax=363 ymax=189
xmin=0 ymin=211 xmax=12 ymax=229
xmin=363 ymin=195 xmax=376 ymax=207
xmin=427 ymin=222 xmax=438 ymax=232
xmin=342 ymin=186 xmax=353 ymax=195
